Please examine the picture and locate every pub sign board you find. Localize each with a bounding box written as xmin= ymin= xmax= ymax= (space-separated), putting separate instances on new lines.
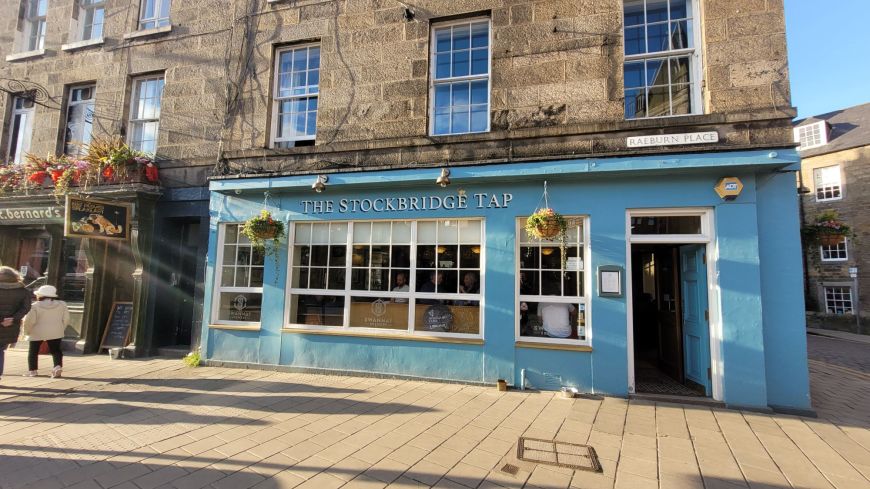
xmin=65 ymin=195 xmax=131 ymax=240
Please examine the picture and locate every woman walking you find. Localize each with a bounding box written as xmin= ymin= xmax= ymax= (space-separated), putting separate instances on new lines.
xmin=0 ymin=266 xmax=32 ymax=382
xmin=22 ymin=285 xmax=69 ymax=378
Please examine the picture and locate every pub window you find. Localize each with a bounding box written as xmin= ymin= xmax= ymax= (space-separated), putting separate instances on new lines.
xmin=64 ymin=85 xmax=96 ymax=156
xmin=128 ymin=75 xmax=164 ymax=154
xmin=813 ymin=165 xmax=842 ymax=202
xmin=6 ymin=96 xmax=35 ymax=165
xmin=213 ymin=223 xmax=264 ymax=325
xmin=288 ymin=219 xmax=482 ymax=337
xmin=623 ymin=0 xmax=699 ymax=119
xmin=272 ymin=44 xmax=320 ymax=148
xmin=824 ymin=286 xmax=852 ymax=315
xmin=430 ymin=18 xmax=491 ymax=136
xmin=518 ymin=217 xmax=589 ymax=344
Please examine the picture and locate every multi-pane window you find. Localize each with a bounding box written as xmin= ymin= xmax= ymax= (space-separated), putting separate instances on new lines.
xmin=128 ymin=76 xmax=164 ymax=155
xmin=25 ymin=0 xmax=47 ymax=51
xmin=6 ymin=96 xmax=35 ymax=164
xmin=824 ymin=286 xmax=853 ymax=315
xmin=431 ymin=19 xmax=490 ymax=136
xmin=64 ymin=85 xmax=96 ymax=156
xmin=139 ymin=0 xmax=170 ymax=30
xmin=288 ymin=220 xmax=482 ymax=336
xmin=78 ymin=0 xmax=105 ymax=41
xmin=272 ymin=45 xmax=320 ymax=148
xmin=820 ymin=240 xmax=848 ymax=262
xmin=518 ymin=218 xmax=588 ymax=343
xmin=623 ymin=0 xmax=697 ymax=119
xmin=214 ymin=224 xmax=265 ymax=324
xmin=795 ymin=122 xmax=826 ymax=150
xmin=814 ymin=165 xmax=842 ymax=202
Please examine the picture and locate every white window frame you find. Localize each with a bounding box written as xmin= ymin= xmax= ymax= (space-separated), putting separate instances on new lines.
xmin=24 ymin=0 xmax=47 ymax=52
xmin=820 ymin=239 xmax=848 ymax=263
xmin=813 ymin=164 xmax=843 ymax=202
xmin=271 ymin=43 xmax=320 ymax=148
xmin=794 ymin=121 xmax=827 ymax=150
xmin=284 ymin=219 xmax=485 ymax=340
xmin=138 ymin=0 xmax=170 ymax=30
xmin=127 ymin=75 xmax=164 ymax=154
xmin=76 ymin=0 xmax=105 ymax=41
xmin=211 ymin=223 xmax=265 ymax=328
xmin=428 ymin=17 xmax=492 ymax=136
xmin=823 ymin=285 xmax=853 ymax=315
xmin=622 ymin=0 xmax=703 ymax=119
xmin=625 ymin=208 xmax=723 ymax=401
xmin=63 ymin=84 xmax=96 ymax=157
xmin=515 ymin=216 xmax=592 ymax=347
xmin=6 ymin=96 xmax=35 ymax=165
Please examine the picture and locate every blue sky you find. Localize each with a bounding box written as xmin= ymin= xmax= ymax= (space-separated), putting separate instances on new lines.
xmin=785 ymin=0 xmax=870 ymax=118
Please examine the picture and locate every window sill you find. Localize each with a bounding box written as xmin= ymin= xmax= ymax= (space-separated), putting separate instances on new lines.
xmin=5 ymin=49 xmax=45 ymax=62
xmin=123 ymin=25 xmax=173 ymax=40
xmin=61 ymin=38 xmax=104 ymax=51
xmin=515 ymin=341 xmax=592 ymax=352
xmin=282 ymin=328 xmax=484 ymax=345
xmin=209 ymin=324 xmax=261 ymax=332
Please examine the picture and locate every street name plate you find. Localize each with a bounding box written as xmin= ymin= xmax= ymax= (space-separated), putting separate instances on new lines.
xmin=627 ymin=131 xmax=719 ymax=148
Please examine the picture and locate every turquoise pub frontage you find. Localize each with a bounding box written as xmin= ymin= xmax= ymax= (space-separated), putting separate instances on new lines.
xmin=201 ymin=148 xmax=812 ymax=413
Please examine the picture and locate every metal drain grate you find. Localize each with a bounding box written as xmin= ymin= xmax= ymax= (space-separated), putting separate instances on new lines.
xmin=517 ymin=437 xmax=602 ymax=472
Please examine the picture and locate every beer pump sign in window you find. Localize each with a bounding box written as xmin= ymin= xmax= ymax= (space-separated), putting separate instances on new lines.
xmin=65 ymin=195 xmax=131 ymax=240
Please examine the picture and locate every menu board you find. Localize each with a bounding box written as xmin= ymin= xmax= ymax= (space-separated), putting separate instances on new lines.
xmin=100 ymin=302 xmax=134 ymax=350
xmin=65 ymin=195 xmax=131 ymax=240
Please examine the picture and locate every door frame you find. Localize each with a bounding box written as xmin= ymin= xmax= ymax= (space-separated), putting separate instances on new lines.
xmin=625 ymin=208 xmax=723 ymax=401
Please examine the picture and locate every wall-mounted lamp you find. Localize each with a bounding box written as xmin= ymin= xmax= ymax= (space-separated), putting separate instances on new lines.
xmin=798 ymin=185 xmax=812 ymax=195
xmin=312 ymin=175 xmax=328 ymax=193
xmin=436 ymin=168 xmax=450 ymax=188
xmin=234 ymin=189 xmax=242 ymax=195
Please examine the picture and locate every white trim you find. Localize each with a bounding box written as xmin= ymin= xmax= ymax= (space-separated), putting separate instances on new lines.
xmin=428 ymin=17 xmax=492 ymax=136
xmin=514 ymin=216 xmax=592 ymax=347
xmin=127 ymin=75 xmax=164 ymax=154
xmin=270 ymin=43 xmax=320 ymax=148
xmin=813 ymin=164 xmax=843 ymax=202
xmin=820 ymin=238 xmax=848 ymax=263
xmin=625 ymin=207 xmax=723 ymax=401
xmin=795 ymin=121 xmax=828 ymax=151
xmin=6 ymin=96 xmax=35 ymax=165
xmin=211 ymin=222 xmax=265 ymax=327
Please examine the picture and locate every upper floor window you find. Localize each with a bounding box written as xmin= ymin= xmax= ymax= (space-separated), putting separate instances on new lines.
xmin=795 ymin=121 xmax=827 ymax=150
xmin=6 ymin=96 xmax=35 ymax=164
xmin=78 ymin=0 xmax=105 ymax=41
xmin=820 ymin=239 xmax=847 ymax=262
xmin=64 ymin=85 xmax=96 ymax=156
xmin=814 ymin=165 xmax=842 ymax=202
xmin=623 ymin=0 xmax=698 ymax=119
xmin=25 ymin=0 xmax=47 ymax=51
xmin=139 ymin=0 xmax=170 ymax=30
xmin=272 ymin=44 xmax=320 ymax=148
xmin=128 ymin=75 xmax=164 ymax=155
xmin=430 ymin=19 xmax=490 ymax=136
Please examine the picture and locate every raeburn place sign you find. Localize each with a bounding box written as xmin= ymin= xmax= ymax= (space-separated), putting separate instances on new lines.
xmin=627 ymin=132 xmax=719 ymax=148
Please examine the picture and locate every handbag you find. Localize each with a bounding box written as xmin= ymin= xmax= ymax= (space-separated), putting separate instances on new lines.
xmin=38 ymin=341 xmax=50 ymax=355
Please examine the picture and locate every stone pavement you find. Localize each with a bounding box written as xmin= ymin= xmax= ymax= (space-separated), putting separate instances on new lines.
xmin=0 ymin=344 xmax=868 ymax=489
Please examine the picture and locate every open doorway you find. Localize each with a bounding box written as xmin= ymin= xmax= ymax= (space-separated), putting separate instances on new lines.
xmin=631 ymin=243 xmax=711 ymax=397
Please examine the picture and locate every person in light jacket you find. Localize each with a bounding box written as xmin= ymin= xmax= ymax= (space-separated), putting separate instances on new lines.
xmin=0 ymin=266 xmax=32 ymax=381
xmin=22 ymin=285 xmax=69 ymax=378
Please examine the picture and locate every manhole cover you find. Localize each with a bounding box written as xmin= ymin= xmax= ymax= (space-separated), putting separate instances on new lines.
xmin=517 ymin=437 xmax=602 ymax=472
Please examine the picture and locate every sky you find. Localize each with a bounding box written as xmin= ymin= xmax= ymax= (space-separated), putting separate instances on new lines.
xmin=785 ymin=0 xmax=870 ymax=119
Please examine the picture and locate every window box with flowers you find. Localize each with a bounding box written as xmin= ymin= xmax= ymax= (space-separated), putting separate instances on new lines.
xmin=802 ymin=211 xmax=852 ymax=247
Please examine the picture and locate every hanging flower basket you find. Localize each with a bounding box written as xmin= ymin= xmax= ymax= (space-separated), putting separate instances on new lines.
xmin=802 ymin=211 xmax=851 ymax=246
xmin=241 ymin=210 xmax=286 ymax=248
xmin=525 ymin=208 xmax=567 ymax=240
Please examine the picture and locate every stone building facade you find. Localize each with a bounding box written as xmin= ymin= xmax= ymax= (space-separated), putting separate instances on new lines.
xmin=796 ymin=103 xmax=870 ymax=334
xmin=1 ymin=0 xmax=813 ymax=411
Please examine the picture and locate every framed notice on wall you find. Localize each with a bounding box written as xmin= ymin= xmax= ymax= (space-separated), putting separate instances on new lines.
xmin=65 ymin=195 xmax=131 ymax=240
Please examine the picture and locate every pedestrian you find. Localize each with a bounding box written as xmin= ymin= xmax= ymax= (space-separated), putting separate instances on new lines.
xmin=0 ymin=266 xmax=32 ymax=382
xmin=21 ymin=285 xmax=69 ymax=378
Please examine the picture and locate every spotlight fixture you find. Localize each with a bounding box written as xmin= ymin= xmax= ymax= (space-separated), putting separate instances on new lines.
xmin=436 ymin=168 xmax=450 ymax=188
xmin=312 ymin=175 xmax=328 ymax=193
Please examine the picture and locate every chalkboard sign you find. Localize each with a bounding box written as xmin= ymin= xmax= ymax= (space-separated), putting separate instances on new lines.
xmin=100 ymin=302 xmax=134 ymax=350
xmin=422 ymin=304 xmax=453 ymax=332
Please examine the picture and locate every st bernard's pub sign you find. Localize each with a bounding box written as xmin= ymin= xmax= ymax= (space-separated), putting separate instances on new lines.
xmin=64 ymin=195 xmax=131 ymax=240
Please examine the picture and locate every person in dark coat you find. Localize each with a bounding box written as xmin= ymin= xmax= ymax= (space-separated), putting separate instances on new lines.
xmin=0 ymin=266 xmax=32 ymax=381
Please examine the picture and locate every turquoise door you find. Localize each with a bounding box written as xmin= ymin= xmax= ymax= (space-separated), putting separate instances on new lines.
xmin=680 ymin=245 xmax=711 ymax=395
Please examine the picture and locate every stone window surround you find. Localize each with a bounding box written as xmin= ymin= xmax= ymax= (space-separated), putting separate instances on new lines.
xmin=622 ymin=0 xmax=704 ymax=120
xmin=270 ymin=42 xmax=321 ymax=149
xmin=127 ymin=74 xmax=165 ymax=155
